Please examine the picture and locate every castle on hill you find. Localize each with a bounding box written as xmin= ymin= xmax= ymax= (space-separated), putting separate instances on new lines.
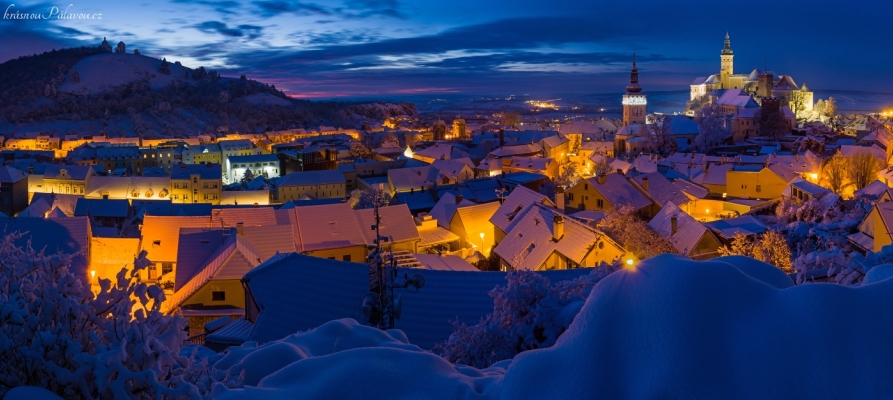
xmin=689 ymin=33 xmax=813 ymax=118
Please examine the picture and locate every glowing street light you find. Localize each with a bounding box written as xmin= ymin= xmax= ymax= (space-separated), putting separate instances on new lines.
xmin=479 ymin=232 xmax=485 ymax=255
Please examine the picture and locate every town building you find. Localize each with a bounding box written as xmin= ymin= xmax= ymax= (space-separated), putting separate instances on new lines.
xmin=170 ymin=163 xmax=222 ymax=204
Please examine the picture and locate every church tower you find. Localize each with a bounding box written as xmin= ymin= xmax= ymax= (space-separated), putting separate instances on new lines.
xmin=720 ymin=32 xmax=734 ymax=88
xmin=622 ymin=54 xmax=647 ymax=127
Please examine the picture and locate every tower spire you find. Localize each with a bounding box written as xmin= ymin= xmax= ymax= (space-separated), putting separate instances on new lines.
xmin=626 ymin=53 xmax=641 ymax=93
xmin=722 ymin=32 xmax=733 ymax=55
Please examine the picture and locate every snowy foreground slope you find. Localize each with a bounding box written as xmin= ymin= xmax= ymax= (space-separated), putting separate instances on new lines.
xmin=209 ymin=254 xmax=893 ymax=399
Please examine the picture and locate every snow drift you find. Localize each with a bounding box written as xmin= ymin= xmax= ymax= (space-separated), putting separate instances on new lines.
xmin=210 ymin=255 xmax=893 ymax=399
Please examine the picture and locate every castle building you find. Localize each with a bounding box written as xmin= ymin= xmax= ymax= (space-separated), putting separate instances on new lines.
xmin=622 ymin=55 xmax=647 ymax=127
xmin=690 ymin=33 xmax=813 ymax=118
xmin=115 ymin=41 xmax=126 ymax=54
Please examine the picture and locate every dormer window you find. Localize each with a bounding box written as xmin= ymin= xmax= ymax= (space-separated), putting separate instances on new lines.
xmin=145 ymin=189 xmax=154 ymax=198
xmin=131 ymin=189 xmax=139 ymax=197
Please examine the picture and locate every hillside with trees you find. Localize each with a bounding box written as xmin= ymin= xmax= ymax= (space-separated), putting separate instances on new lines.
xmin=0 ymin=46 xmax=417 ymax=137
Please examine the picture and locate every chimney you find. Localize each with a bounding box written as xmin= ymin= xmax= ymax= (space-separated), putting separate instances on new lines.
xmin=455 ymin=194 xmax=463 ymax=204
xmin=236 ymin=222 xmax=244 ymax=236
xmin=670 ymin=215 xmax=677 ymax=235
xmin=553 ymin=215 xmax=565 ymax=241
xmin=499 ymin=129 xmax=505 ymax=148
xmin=597 ymin=174 xmax=607 ymax=185
xmin=642 ymin=176 xmax=649 ymax=191
xmin=556 ymin=187 xmax=565 ymax=212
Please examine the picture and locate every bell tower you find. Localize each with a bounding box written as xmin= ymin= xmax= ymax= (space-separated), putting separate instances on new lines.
xmin=720 ymin=32 xmax=734 ymax=88
xmin=622 ymin=54 xmax=647 ymax=126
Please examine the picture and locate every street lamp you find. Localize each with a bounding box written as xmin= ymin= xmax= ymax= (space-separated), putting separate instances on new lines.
xmin=479 ymin=232 xmax=485 ymax=255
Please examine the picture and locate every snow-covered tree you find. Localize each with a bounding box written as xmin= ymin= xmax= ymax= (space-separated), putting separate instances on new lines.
xmin=822 ymin=152 xmax=849 ymax=195
xmin=240 ymin=168 xmax=255 ymax=186
xmin=553 ymin=161 xmax=581 ymax=191
xmin=0 ymin=234 xmax=206 ymax=398
xmin=349 ymin=142 xmax=373 ymax=161
xmin=71 ymin=70 xmax=81 ymax=83
xmin=350 ymin=186 xmax=392 ymax=210
xmin=694 ymin=104 xmax=729 ymax=152
xmin=438 ymin=267 xmax=616 ymax=368
xmin=790 ymin=91 xmax=809 ymax=122
xmin=719 ymin=231 xmax=792 ymax=272
xmin=846 ymin=149 xmax=884 ymax=191
xmin=598 ymin=206 xmax=677 ymax=260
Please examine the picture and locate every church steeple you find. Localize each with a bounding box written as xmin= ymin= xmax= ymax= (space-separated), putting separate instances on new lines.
xmin=626 ymin=53 xmax=642 ymax=94
xmin=722 ymin=32 xmax=733 ymax=55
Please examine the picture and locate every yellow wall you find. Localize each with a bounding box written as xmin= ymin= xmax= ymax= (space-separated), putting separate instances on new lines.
xmin=279 ymin=183 xmax=346 ymax=202
xmin=566 ymin=180 xmax=614 ymax=214
xmin=726 ymin=168 xmax=787 ymax=199
xmin=873 ymin=208 xmax=892 ymax=252
xmin=193 ymin=152 xmax=221 ymax=164
xmin=171 ymin=176 xmax=222 ymax=204
xmin=448 ymin=214 xmax=495 ymax=254
xmin=690 ymin=232 xmax=722 ymax=259
xmin=306 ymin=245 xmax=367 ymax=263
xmin=43 ymin=178 xmax=87 ymax=195
xmin=183 ymin=280 xmax=245 ymax=310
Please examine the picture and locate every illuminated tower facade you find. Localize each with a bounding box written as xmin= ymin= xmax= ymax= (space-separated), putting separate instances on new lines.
xmin=622 ymin=54 xmax=647 ymax=126
xmin=720 ymin=32 xmax=734 ymax=88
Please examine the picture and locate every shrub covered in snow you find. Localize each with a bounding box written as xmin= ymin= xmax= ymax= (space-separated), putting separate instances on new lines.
xmin=437 ymin=266 xmax=617 ymax=368
xmin=0 ymin=233 xmax=206 ymax=399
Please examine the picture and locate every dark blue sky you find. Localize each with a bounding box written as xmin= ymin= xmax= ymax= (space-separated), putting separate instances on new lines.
xmin=2 ymin=0 xmax=892 ymax=98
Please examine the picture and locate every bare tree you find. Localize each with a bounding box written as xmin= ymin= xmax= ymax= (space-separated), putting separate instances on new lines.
xmin=846 ymin=149 xmax=884 ymax=191
xmin=684 ymin=94 xmax=710 ymax=115
xmin=349 ymin=141 xmax=373 ymax=161
xmin=593 ymin=159 xmax=612 ymax=176
xmin=640 ymin=113 xmax=674 ymax=155
xmin=598 ymin=206 xmax=677 ymax=260
xmin=693 ymin=104 xmax=730 ymax=152
xmin=502 ymin=112 xmax=521 ymax=128
xmin=718 ymin=231 xmax=792 ymax=272
xmin=821 ymin=152 xmax=849 ymax=195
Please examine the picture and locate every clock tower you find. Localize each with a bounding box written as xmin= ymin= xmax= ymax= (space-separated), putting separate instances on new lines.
xmin=720 ymin=32 xmax=734 ymax=89
xmin=622 ymin=54 xmax=647 ymax=126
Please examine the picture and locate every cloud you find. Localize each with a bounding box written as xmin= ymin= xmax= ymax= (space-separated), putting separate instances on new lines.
xmin=252 ymin=0 xmax=406 ymax=19
xmin=171 ymin=0 xmax=242 ymax=15
xmin=192 ymin=21 xmax=264 ymax=39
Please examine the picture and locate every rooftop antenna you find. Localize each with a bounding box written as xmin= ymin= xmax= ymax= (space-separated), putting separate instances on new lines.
xmin=361 ymin=183 xmax=424 ymax=330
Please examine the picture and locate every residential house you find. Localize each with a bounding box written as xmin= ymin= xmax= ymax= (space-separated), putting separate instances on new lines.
xmin=493 ymin=203 xmax=627 ymax=271
xmin=725 ymin=164 xmax=790 ymax=199
xmin=489 ymin=185 xmax=556 ymax=243
xmin=96 ymin=146 xmax=142 ymax=174
xmin=850 ymin=202 xmax=893 ymax=253
xmin=648 ymin=202 xmax=721 ymax=259
xmin=42 ymin=164 xmax=95 ymax=196
xmin=74 ymin=198 xmax=131 ymax=229
xmin=502 ymin=157 xmax=559 ymax=180
xmin=0 ymin=166 xmax=28 ymax=216
xmin=273 ymin=170 xmax=346 ymax=202
xmin=446 ymin=201 xmax=501 ymax=255
xmin=171 ymin=163 xmax=223 ymax=204
xmin=227 ymin=154 xmax=280 ymax=182
xmin=183 ymin=144 xmax=222 ymax=165
xmin=565 ymin=173 xmax=652 ymax=215
xmin=292 ymin=203 xmax=367 ymax=262
xmin=355 ymin=204 xmax=421 ymax=253
xmin=219 ymin=139 xmax=262 ymax=176
xmin=629 ymin=171 xmax=690 ymax=218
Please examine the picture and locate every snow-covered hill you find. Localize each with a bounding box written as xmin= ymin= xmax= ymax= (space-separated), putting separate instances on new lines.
xmin=210 ymin=254 xmax=893 ymax=399
xmin=57 ymin=53 xmax=195 ymax=95
xmin=242 ymin=93 xmax=292 ymax=106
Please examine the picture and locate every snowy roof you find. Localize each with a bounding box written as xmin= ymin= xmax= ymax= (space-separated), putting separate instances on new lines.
xmin=0 ymin=166 xmax=27 ymax=182
xmin=242 ymin=252 xmax=593 ymax=348
xmin=558 ymin=120 xmax=617 ymax=135
xmin=74 ymin=198 xmax=129 ymax=218
xmin=227 ymin=154 xmax=279 ymax=164
xmin=704 ymin=216 xmax=767 ymax=239
xmin=394 ymin=191 xmax=437 ymax=212
xmin=541 ymin=135 xmax=569 ymax=149
xmin=428 ymin=192 xmax=474 ymax=229
xmin=773 ymin=75 xmax=798 ymax=90
xmin=648 ymin=202 xmax=714 ymax=256
xmin=220 ymin=190 xmax=270 ymax=206
xmin=413 ymin=143 xmax=470 ymax=161
xmin=507 ymin=156 xmax=554 ymax=172
xmin=388 ymin=167 xmax=438 ymax=192
xmin=355 ymin=204 xmax=420 ymax=245
xmin=490 ymin=186 xmax=555 ymax=234
xmin=855 ymin=180 xmax=889 ymax=200
xmin=630 ymin=172 xmax=689 ymax=208
xmin=494 ymin=203 xmax=617 ymax=271
xmin=454 ymin=202 xmax=501 ymax=234
xmin=417 ymin=226 xmax=460 ymax=247
xmin=44 ymin=164 xmax=93 ymax=180
xmin=171 ymin=163 xmax=221 ymax=180
xmin=583 ymin=174 xmax=652 ymax=211
xmin=672 ymin=179 xmax=709 ymax=199
xmin=167 ymin=230 xmax=263 ymax=312
xmin=209 ymin=207 xmax=278 ymax=228
xmin=631 ymin=155 xmax=659 ymax=174
xmin=0 ymin=216 xmax=91 ymax=275
xmin=293 ymin=203 xmax=367 ymax=252
xmin=140 ymin=215 xmax=216 ymax=262
xmin=783 ymin=178 xmax=830 ymax=198
xmin=276 ymin=170 xmax=345 ymax=187
xmin=698 ymin=163 xmax=734 ymax=186
xmin=217 ymin=139 xmax=255 ymax=151
xmin=839 ymin=145 xmax=886 ymax=161
xmin=715 ymin=89 xmax=759 ymax=108
xmin=488 ymin=143 xmax=542 ymax=157
xmin=412 ymin=253 xmax=479 ymax=271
